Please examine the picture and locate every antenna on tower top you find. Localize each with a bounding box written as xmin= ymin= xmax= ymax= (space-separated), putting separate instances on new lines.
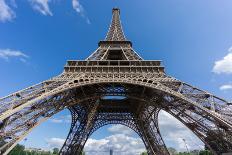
xmin=112 ymin=7 xmax=120 ymax=14
xmin=105 ymin=8 xmax=125 ymax=41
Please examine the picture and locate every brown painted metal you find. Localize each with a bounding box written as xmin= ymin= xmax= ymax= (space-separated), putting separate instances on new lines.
xmin=0 ymin=8 xmax=232 ymax=155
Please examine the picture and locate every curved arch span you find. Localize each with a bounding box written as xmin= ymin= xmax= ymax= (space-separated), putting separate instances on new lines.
xmin=1 ymin=79 xmax=231 ymax=128
xmin=1 ymin=81 xmax=232 ymax=154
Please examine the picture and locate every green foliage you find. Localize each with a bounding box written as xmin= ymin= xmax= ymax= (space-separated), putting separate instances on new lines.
xmin=168 ymin=147 xmax=177 ymax=155
xmin=9 ymin=144 xmax=25 ymax=155
xmin=140 ymin=152 xmax=148 ymax=155
xmin=8 ymin=145 xmax=213 ymax=155
xmin=52 ymin=148 xmax=59 ymax=154
xmin=8 ymin=144 xmax=57 ymax=155
xmin=199 ymin=150 xmax=213 ymax=155
xmin=177 ymin=152 xmax=191 ymax=155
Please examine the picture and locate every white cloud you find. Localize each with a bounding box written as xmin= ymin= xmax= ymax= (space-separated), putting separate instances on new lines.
xmin=212 ymin=47 xmax=232 ymax=74
xmin=0 ymin=49 xmax=29 ymax=62
xmin=0 ymin=0 xmax=90 ymax=22
xmin=219 ymin=84 xmax=232 ymax=91
xmin=85 ymin=134 xmax=145 ymax=155
xmin=0 ymin=0 xmax=15 ymax=22
xmin=29 ymin=0 xmax=53 ymax=16
xmin=159 ymin=111 xmax=204 ymax=151
xmin=72 ymin=0 xmax=82 ymax=13
xmin=108 ymin=124 xmax=134 ymax=136
xmin=72 ymin=0 xmax=90 ymax=24
xmin=84 ymin=113 xmax=204 ymax=154
xmin=49 ymin=118 xmax=63 ymax=123
xmin=46 ymin=137 xmax=65 ymax=148
xmin=46 ymin=112 xmax=204 ymax=153
xmin=45 ymin=134 xmax=146 ymax=155
xmin=49 ymin=115 xmax=71 ymax=124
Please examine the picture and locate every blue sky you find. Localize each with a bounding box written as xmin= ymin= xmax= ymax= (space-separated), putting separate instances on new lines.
xmin=0 ymin=0 xmax=232 ymax=154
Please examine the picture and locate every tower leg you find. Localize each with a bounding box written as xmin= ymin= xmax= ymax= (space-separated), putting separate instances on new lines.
xmin=59 ymin=100 xmax=99 ymax=155
xmin=136 ymin=107 xmax=170 ymax=155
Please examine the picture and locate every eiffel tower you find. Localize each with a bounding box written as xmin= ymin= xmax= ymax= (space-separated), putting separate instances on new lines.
xmin=0 ymin=8 xmax=232 ymax=155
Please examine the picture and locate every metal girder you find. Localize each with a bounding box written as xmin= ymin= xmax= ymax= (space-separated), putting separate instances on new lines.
xmin=59 ymin=100 xmax=99 ymax=155
xmin=134 ymin=107 xmax=170 ymax=155
xmin=59 ymin=98 xmax=170 ymax=155
xmin=1 ymin=75 xmax=232 ymax=155
xmin=0 ymin=7 xmax=232 ymax=155
xmin=105 ymin=8 xmax=126 ymax=41
xmin=86 ymin=8 xmax=142 ymax=61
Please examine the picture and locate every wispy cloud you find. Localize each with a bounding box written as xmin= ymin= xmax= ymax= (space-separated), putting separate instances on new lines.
xmin=0 ymin=1 xmax=90 ymax=23
xmin=159 ymin=111 xmax=204 ymax=151
xmin=44 ymin=111 xmax=204 ymax=154
xmin=46 ymin=134 xmax=145 ymax=155
xmin=85 ymin=134 xmax=145 ymax=155
xmin=29 ymin=0 xmax=53 ymax=16
xmin=0 ymin=49 xmax=29 ymax=62
xmin=49 ymin=118 xmax=63 ymax=123
xmin=46 ymin=138 xmax=65 ymax=148
xmin=49 ymin=115 xmax=71 ymax=124
xmin=212 ymin=47 xmax=232 ymax=74
xmin=219 ymin=84 xmax=232 ymax=91
xmin=72 ymin=0 xmax=82 ymax=13
xmin=72 ymin=0 xmax=90 ymax=24
xmin=108 ymin=124 xmax=134 ymax=136
xmin=0 ymin=0 xmax=16 ymax=22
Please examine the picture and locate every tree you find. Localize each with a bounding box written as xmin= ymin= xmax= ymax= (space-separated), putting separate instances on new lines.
xmin=190 ymin=150 xmax=200 ymax=155
xmin=177 ymin=152 xmax=191 ymax=155
xmin=168 ymin=147 xmax=177 ymax=155
xmin=199 ymin=150 xmax=213 ymax=155
xmin=140 ymin=152 xmax=148 ymax=155
xmin=9 ymin=144 xmax=26 ymax=155
xmin=53 ymin=148 xmax=59 ymax=154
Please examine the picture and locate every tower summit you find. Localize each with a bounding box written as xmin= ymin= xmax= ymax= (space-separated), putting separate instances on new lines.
xmin=0 ymin=8 xmax=231 ymax=155
xmin=105 ymin=8 xmax=126 ymax=41
xmin=87 ymin=8 xmax=142 ymax=60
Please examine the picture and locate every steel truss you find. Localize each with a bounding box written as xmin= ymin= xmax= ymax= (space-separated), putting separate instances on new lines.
xmin=59 ymin=95 xmax=169 ymax=155
xmin=0 ymin=7 xmax=232 ymax=155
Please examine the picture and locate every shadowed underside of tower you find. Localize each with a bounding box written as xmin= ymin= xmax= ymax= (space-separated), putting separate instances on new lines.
xmin=0 ymin=8 xmax=232 ymax=155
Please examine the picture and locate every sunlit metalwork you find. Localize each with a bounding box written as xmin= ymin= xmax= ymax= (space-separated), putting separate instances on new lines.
xmin=0 ymin=8 xmax=232 ymax=155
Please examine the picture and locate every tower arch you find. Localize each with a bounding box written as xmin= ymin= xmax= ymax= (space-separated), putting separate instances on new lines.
xmin=0 ymin=8 xmax=231 ymax=155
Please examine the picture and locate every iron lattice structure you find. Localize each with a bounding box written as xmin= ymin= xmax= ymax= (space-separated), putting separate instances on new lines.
xmin=0 ymin=8 xmax=232 ymax=155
